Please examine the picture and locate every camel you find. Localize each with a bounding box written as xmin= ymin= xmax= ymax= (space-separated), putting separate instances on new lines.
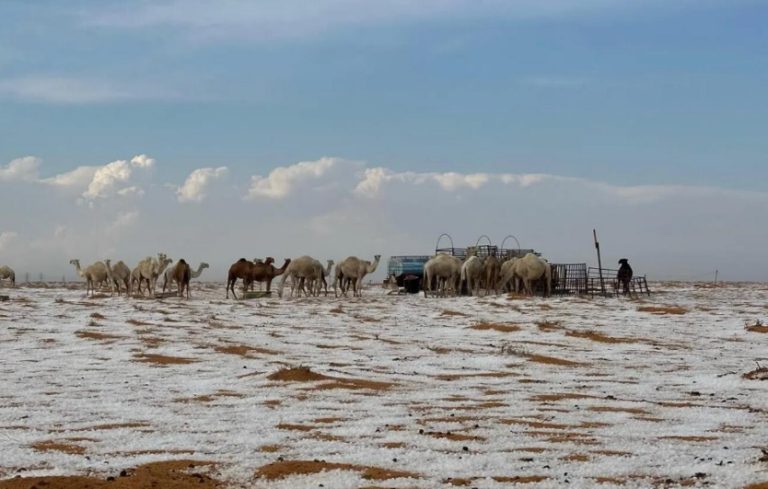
xmin=423 ymin=254 xmax=462 ymax=297
xmin=247 ymin=257 xmax=274 ymax=291
xmin=278 ymin=256 xmax=321 ymax=298
xmin=248 ymin=258 xmax=291 ymax=293
xmin=483 ymin=255 xmax=501 ymax=295
xmin=131 ymin=253 xmax=171 ymax=297
xmin=305 ymin=259 xmax=334 ymax=296
xmin=0 ymin=266 xmax=15 ymax=287
xmin=163 ymin=262 xmax=209 ymax=294
xmin=104 ymin=259 xmax=131 ymax=296
xmin=226 ymin=258 xmax=255 ymax=299
xmin=514 ymin=253 xmax=552 ymax=296
xmin=334 ymin=255 xmax=381 ymax=297
xmin=499 ymin=257 xmax=520 ymax=292
xmin=172 ymin=259 xmax=191 ymax=299
xmin=460 ymin=255 xmax=485 ymax=296
xmin=69 ymin=259 xmax=109 ymax=296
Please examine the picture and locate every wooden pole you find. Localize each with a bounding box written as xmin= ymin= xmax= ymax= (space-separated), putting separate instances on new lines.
xmin=593 ymin=229 xmax=606 ymax=297
xmin=714 ymin=269 xmax=718 ymax=284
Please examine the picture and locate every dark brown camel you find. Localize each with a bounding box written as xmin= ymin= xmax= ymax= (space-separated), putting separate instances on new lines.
xmin=173 ymin=259 xmax=191 ymax=299
xmin=247 ymin=257 xmax=275 ymax=291
xmin=249 ymin=258 xmax=291 ymax=293
xmin=226 ymin=258 xmax=254 ymax=299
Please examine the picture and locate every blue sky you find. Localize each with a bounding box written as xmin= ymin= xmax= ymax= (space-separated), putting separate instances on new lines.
xmin=0 ymin=1 xmax=767 ymax=280
xmin=2 ymin=1 xmax=767 ymax=187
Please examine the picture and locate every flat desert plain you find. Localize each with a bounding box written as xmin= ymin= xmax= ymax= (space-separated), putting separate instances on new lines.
xmin=1 ymin=282 xmax=767 ymax=488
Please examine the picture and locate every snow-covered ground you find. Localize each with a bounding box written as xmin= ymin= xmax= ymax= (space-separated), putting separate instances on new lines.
xmin=0 ymin=282 xmax=767 ymax=488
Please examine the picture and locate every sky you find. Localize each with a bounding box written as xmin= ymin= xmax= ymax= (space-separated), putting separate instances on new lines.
xmin=0 ymin=0 xmax=766 ymax=282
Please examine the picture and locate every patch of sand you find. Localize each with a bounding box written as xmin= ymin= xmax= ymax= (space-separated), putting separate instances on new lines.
xmin=253 ymin=460 xmax=419 ymax=481
xmin=470 ymin=322 xmax=521 ymax=333
xmin=0 ymin=461 xmax=220 ymax=489
xmin=134 ymin=354 xmax=196 ymax=366
xmin=637 ymin=306 xmax=688 ymax=315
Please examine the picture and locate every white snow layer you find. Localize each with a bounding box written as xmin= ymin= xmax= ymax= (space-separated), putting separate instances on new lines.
xmin=0 ymin=282 xmax=766 ymax=488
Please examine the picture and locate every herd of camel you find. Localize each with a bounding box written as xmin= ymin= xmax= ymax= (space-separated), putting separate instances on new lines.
xmin=68 ymin=255 xmax=205 ymax=298
xmin=425 ymin=251 xmax=552 ymax=297
xmin=49 ymin=254 xmax=383 ymax=299
xmin=0 ymin=250 xmax=551 ymax=299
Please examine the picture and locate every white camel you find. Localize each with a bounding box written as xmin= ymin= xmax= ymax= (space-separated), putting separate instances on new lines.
xmin=514 ymin=253 xmax=552 ymax=296
xmin=104 ymin=259 xmax=131 ymax=296
xmin=307 ymin=259 xmax=334 ymax=296
xmin=163 ymin=262 xmax=208 ymax=294
xmin=69 ymin=259 xmax=109 ymax=296
xmin=278 ymin=256 xmax=318 ymax=298
xmin=0 ymin=265 xmax=15 ymax=287
xmin=334 ymin=255 xmax=381 ymax=297
xmin=498 ymin=257 xmax=520 ymax=292
xmin=131 ymin=253 xmax=172 ymax=297
xmin=423 ymin=254 xmax=462 ymax=297
xmin=460 ymin=255 xmax=485 ymax=296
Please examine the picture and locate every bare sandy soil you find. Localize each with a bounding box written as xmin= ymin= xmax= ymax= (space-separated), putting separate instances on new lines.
xmin=0 ymin=282 xmax=767 ymax=488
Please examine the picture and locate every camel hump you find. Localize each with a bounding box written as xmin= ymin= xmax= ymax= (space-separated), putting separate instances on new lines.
xmin=238 ymin=258 xmax=247 ymax=262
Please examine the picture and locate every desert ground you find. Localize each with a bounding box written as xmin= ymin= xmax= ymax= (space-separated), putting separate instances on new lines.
xmin=0 ymin=282 xmax=767 ymax=488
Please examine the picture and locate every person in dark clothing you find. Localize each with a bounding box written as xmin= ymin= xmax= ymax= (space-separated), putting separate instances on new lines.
xmin=617 ymin=258 xmax=633 ymax=295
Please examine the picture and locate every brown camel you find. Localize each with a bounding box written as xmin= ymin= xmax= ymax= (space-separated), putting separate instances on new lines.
xmin=483 ymin=255 xmax=501 ymax=295
xmin=249 ymin=257 xmax=291 ymax=293
xmin=173 ymin=259 xmax=191 ymax=299
xmin=226 ymin=258 xmax=254 ymax=299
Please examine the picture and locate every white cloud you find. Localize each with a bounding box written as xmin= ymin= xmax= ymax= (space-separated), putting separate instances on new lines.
xmin=176 ymin=166 xmax=228 ymax=203
xmin=0 ymin=231 xmax=18 ymax=252
xmin=0 ymin=154 xmax=155 ymax=203
xmin=0 ymin=156 xmax=41 ymax=182
xmin=84 ymin=0 xmax=709 ymax=42
xmin=1 ymin=153 xmax=768 ymax=281
xmin=0 ymin=76 xmax=174 ymax=104
xmin=83 ymin=160 xmax=134 ymax=199
xmin=433 ymin=172 xmax=489 ymax=191
xmin=43 ymin=166 xmax=100 ymax=189
xmin=246 ymin=157 xmax=356 ymax=199
xmin=130 ymin=154 xmax=156 ymax=169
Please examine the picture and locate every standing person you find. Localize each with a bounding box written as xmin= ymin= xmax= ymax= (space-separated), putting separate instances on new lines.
xmin=617 ymin=258 xmax=633 ymax=295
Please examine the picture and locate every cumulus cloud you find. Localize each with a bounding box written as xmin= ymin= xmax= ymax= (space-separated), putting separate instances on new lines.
xmin=43 ymin=166 xmax=100 ymax=189
xmin=355 ymin=168 xmax=546 ymax=198
xmin=130 ymin=154 xmax=155 ymax=169
xmin=247 ymin=157 xmax=357 ymax=199
xmin=176 ymin=166 xmax=228 ymax=203
xmin=0 ymin=156 xmax=41 ymax=182
xmin=1 ymin=153 xmax=767 ymax=281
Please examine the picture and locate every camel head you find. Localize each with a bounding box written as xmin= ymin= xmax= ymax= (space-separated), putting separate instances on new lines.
xmin=265 ymin=257 xmax=275 ymax=265
xmin=618 ymin=258 xmax=629 ymax=265
xmin=104 ymin=259 xmax=111 ymax=267
xmin=69 ymin=259 xmax=80 ymax=267
xmin=200 ymin=263 xmax=210 ymax=270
